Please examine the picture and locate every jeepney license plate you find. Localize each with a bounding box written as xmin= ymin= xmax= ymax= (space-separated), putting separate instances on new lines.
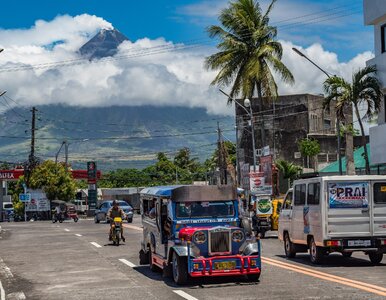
xmin=348 ymin=240 xmax=371 ymax=247
xmin=214 ymin=261 xmax=236 ymax=270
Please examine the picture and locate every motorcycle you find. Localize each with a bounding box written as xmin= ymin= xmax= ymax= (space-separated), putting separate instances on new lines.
xmin=111 ymin=217 xmax=122 ymax=246
xmin=52 ymin=212 xmax=64 ymax=223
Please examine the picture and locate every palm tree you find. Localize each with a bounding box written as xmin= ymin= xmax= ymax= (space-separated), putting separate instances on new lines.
xmin=205 ymin=0 xmax=294 ymax=102
xmin=275 ymin=159 xmax=302 ymax=187
xmin=323 ymin=65 xmax=382 ymax=174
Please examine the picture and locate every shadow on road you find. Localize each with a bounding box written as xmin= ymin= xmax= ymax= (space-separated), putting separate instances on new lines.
xmin=133 ymin=265 xmax=260 ymax=289
xmin=274 ymin=253 xmax=386 ymax=268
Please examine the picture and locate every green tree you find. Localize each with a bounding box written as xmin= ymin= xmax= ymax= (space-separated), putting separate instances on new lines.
xmin=323 ymin=65 xmax=382 ymax=174
xmin=28 ymin=160 xmax=77 ymax=201
xmin=205 ymin=0 xmax=294 ymax=102
xmin=275 ymin=159 xmax=302 ymax=187
xmin=298 ymin=138 xmax=321 ymax=170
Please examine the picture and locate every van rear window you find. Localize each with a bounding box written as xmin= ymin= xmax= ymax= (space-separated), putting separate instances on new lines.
xmin=374 ymin=183 xmax=386 ymax=204
xmin=294 ymin=184 xmax=306 ymax=206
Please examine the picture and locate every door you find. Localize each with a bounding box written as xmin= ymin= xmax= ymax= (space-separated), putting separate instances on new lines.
xmin=291 ymin=184 xmax=306 ymax=243
xmin=372 ymin=181 xmax=386 ymax=236
xmin=278 ymin=189 xmax=293 ymax=240
xmin=327 ymin=181 xmax=371 ymax=237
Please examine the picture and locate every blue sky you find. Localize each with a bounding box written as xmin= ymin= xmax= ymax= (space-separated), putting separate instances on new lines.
xmin=0 ymin=0 xmax=371 ymax=62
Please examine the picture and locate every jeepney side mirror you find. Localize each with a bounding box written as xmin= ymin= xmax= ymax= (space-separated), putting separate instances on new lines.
xmin=241 ymin=217 xmax=253 ymax=236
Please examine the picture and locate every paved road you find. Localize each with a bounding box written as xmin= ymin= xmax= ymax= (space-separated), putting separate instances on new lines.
xmin=0 ymin=217 xmax=385 ymax=300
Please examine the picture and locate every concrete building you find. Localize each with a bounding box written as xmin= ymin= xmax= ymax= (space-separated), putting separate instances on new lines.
xmin=235 ymin=93 xmax=340 ymax=180
xmin=364 ymin=0 xmax=386 ymax=166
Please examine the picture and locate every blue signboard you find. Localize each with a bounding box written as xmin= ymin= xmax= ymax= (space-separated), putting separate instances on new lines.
xmin=19 ymin=193 xmax=31 ymax=202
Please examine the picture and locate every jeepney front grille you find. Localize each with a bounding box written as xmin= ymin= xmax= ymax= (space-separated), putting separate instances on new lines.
xmin=209 ymin=230 xmax=231 ymax=255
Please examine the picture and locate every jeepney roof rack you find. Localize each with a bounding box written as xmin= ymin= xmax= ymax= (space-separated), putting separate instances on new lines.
xmin=140 ymin=185 xmax=236 ymax=202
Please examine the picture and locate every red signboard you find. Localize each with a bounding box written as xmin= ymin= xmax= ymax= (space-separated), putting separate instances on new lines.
xmin=0 ymin=169 xmax=101 ymax=181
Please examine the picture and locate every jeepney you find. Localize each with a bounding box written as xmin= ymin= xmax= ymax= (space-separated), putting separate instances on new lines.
xmin=252 ymin=194 xmax=284 ymax=238
xmin=139 ymin=185 xmax=261 ymax=284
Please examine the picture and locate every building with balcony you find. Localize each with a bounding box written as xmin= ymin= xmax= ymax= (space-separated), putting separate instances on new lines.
xmin=364 ymin=0 xmax=386 ymax=166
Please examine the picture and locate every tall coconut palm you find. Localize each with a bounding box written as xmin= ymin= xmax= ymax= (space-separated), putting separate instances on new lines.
xmin=205 ymin=0 xmax=294 ymax=102
xmin=323 ymin=65 xmax=382 ymax=175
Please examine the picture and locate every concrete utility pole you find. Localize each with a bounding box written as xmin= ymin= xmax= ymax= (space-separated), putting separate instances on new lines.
xmin=27 ymin=107 xmax=37 ymax=184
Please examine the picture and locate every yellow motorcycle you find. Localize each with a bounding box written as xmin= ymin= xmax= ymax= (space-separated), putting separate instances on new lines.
xmin=111 ymin=217 xmax=122 ymax=246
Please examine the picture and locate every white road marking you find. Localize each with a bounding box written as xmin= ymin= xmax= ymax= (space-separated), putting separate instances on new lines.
xmin=119 ymin=258 xmax=136 ymax=268
xmin=173 ymin=290 xmax=198 ymax=300
xmin=75 ymin=234 xmax=82 ymax=237
xmin=122 ymin=224 xmax=143 ymax=231
xmin=90 ymin=242 xmax=102 ymax=248
xmin=0 ymin=259 xmax=13 ymax=279
xmin=7 ymin=292 xmax=26 ymax=300
xmin=0 ymin=280 xmax=5 ymax=300
xmin=64 ymin=228 xmax=70 ymax=232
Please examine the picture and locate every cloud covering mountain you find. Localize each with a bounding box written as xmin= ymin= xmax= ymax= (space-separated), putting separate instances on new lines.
xmin=0 ymin=14 xmax=374 ymax=118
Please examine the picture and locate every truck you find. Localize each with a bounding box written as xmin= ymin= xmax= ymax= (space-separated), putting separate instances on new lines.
xmin=138 ymin=185 xmax=261 ymax=284
xmin=278 ymin=175 xmax=386 ymax=264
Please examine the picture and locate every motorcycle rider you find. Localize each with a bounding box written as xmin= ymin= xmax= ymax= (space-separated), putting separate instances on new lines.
xmin=107 ymin=200 xmax=126 ymax=242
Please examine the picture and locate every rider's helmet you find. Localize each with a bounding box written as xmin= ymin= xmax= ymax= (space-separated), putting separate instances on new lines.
xmin=112 ymin=200 xmax=119 ymax=207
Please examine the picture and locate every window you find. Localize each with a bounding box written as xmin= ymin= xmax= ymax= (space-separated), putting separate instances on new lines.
xmin=307 ymin=183 xmax=320 ymax=205
xmin=374 ymin=183 xmax=386 ymax=204
xmin=175 ymin=201 xmax=234 ymax=218
xmin=294 ymin=184 xmax=306 ymax=206
xmin=283 ymin=191 xmax=293 ymax=209
xmin=382 ymin=24 xmax=386 ymax=53
xmin=323 ymin=119 xmax=331 ymax=130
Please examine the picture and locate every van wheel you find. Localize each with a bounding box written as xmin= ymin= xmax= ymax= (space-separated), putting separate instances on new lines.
xmin=284 ymin=232 xmax=296 ymax=258
xmin=172 ymin=252 xmax=188 ymax=285
xmin=139 ymin=249 xmax=149 ymax=265
xmin=309 ymin=237 xmax=323 ymax=264
xmin=369 ymin=252 xmax=383 ymax=264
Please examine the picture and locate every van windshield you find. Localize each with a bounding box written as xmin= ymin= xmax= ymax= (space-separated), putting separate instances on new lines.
xmin=175 ymin=201 xmax=234 ymax=218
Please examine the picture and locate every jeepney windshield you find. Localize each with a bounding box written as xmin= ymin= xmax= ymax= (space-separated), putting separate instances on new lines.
xmin=175 ymin=201 xmax=235 ymax=218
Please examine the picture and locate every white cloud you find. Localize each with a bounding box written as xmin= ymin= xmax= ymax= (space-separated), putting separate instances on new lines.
xmin=0 ymin=14 xmax=375 ymax=123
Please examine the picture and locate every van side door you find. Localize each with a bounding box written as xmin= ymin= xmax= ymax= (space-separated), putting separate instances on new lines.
xmin=278 ymin=190 xmax=293 ymax=241
xmin=292 ymin=184 xmax=306 ymax=243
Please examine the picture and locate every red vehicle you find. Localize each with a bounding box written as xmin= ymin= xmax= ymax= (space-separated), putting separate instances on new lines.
xmin=52 ymin=200 xmax=79 ymax=223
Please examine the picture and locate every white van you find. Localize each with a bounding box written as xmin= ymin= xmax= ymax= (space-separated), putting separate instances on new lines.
xmin=278 ymin=175 xmax=386 ymax=264
xmin=72 ymin=200 xmax=88 ymax=214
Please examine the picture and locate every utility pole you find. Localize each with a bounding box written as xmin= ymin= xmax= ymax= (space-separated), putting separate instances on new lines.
xmin=26 ymin=107 xmax=37 ymax=184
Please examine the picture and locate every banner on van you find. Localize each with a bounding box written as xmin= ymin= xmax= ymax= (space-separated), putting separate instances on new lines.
xmin=328 ymin=182 xmax=368 ymax=208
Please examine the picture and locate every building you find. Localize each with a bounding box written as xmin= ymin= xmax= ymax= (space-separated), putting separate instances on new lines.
xmin=364 ymin=0 xmax=386 ymax=166
xmin=235 ymin=93 xmax=340 ymax=187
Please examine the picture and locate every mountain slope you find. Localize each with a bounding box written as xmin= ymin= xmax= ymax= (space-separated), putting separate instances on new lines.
xmin=0 ymin=105 xmax=234 ymax=171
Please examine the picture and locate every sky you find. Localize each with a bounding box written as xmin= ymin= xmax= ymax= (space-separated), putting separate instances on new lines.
xmin=0 ymin=0 xmax=374 ymax=119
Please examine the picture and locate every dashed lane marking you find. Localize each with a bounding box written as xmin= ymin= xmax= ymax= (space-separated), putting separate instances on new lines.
xmin=0 ymin=280 xmax=5 ymax=300
xmin=7 ymin=292 xmax=26 ymax=300
xmin=64 ymin=228 xmax=70 ymax=232
xmin=90 ymin=242 xmax=102 ymax=248
xmin=0 ymin=259 xmax=13 ymax=279
xmin=119 ymin=258 xmax=137 ymax=268
xmin=122 ymin=224 xmax=143 ymax=231
xmin=75 ymin=234 xmax=82 ymax=237
xmin=173 ymin=290 xmax=198 ymax=300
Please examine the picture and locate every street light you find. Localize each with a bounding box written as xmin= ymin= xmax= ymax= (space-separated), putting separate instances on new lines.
xmin=292 ymin=47 xmax=343 ymax=175
xmin=0 ymin=90 xmax=6 ymax=97
xmin=219 ymin=89 xmax=257 ymax=172
xmin=64 ymin=139 xmax=89 ymax=169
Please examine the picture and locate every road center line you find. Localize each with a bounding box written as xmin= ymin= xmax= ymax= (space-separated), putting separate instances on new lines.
xmin=262 ymin=257 xmax=386 ymax=297
xmin=0 ymin=280 xmax=5 ymax=300
xmin=64 ymin=228 xmax=70 ymax=232
xmin=119 ymin=258 xmax=136 ymax=268
xmin=90 ymin=242 xmax=102 ymax=248
xmin=173 ymin=290 xmax=198 ymax=300
xmin=122 ymin=224 xmax=143 ymax=231
xmin=75 ymin=234 xmax=82 ymax=237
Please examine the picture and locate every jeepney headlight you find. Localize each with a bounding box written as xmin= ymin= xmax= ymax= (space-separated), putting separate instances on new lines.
xmin=232 ymin=230 xmax=244 ymax=242
xmin=193 ymin=231 xmax=206 ymax=244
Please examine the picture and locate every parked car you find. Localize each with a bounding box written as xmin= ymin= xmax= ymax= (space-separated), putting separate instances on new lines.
xmin=94 ymin=200 xmax=133 ymax=223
